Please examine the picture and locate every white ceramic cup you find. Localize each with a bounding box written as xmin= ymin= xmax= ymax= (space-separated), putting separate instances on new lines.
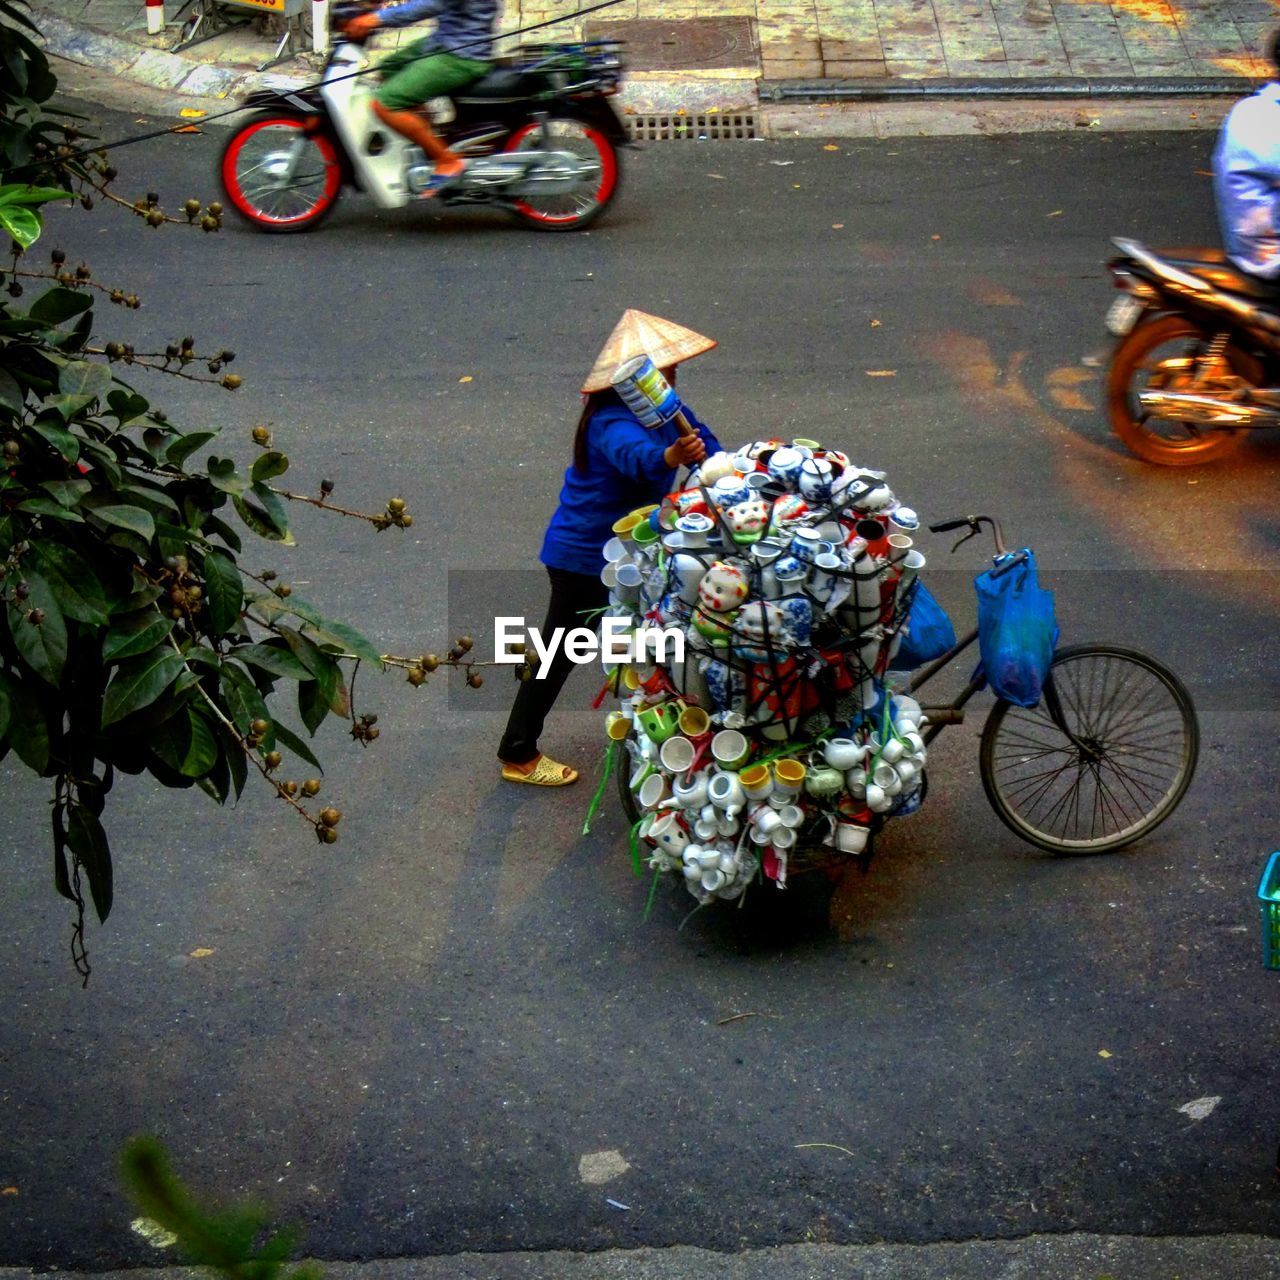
xmin=871 ymin=760 xmax=897 ymax=787
xmin=701 ymin=867 xmax=727 ymax=893
xmin=895 ymin=759 xmax=919 ymax=786
xmin=649 ymin=811 xmax=688 ymax=853
xmin=711 ymin=729 xmax=750 ymax=770
xmin=776 ymin=804 xmax=805 ymax=829
xmin=863 ymin=782 xmax=886 ymax=811
xmin=754 ymin=805 xmax=784 ymax=836
xmin=660 ymin=735 xmax=696 ymax=774
xmin=694 ymin=816 xmax=719 ymax=842
xmin=873 ymin=733 xmax=906 ymax=765
xmin=638 ymin=773 xmax=670 ymax=810
xmin=835 ymin=821 xmax=870 ymax=854
xmin=771 ymin=826 xmax=796 ymax=850
xmin=615 ymin=561 xmax=643 ymax=603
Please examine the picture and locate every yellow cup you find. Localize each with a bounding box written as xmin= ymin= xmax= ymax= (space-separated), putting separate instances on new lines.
xmin=678 ymin=705 xmax=710 ymax=738
xmin=628 ymin=504 xmax=659 ymax=524
xmin=612 ymin=513 xmax=642 ymax=544
xmin=622 ymin=667 xmax=642 ymax=691
xmin=605 ymin=710 xmax=631 ymax=741
xmin=774 ymin=758 xmax=807 ymax=794
xmin=739 ymin=762 xmax=772 ymax=800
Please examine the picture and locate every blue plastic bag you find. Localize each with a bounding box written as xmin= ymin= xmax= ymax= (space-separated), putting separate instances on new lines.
xmin=973 ymin=550 xmax=1057 ymax=707
xmin=890 ymin=582 xmax=957 ymax=671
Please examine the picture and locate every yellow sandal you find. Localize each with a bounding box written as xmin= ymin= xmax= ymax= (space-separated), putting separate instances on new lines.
xmin=501 ymin=754 xmax=579 ymax=787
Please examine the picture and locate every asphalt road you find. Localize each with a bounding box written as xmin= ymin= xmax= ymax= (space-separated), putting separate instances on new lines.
xmin=3 ymin=106 xmax=1280 ymax=1269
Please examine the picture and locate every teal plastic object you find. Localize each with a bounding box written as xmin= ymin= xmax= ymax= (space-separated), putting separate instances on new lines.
xmin=1257 ymin=851 xmax=1280 ymax=970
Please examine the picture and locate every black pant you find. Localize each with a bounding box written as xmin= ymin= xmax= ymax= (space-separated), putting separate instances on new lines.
xmin=498 ymin=567 xmax=611 ymax=764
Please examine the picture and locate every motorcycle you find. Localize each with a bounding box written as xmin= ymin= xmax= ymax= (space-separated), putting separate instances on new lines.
xmin=219 ymin=13 xmax=627 ymax=234
xmin=1104 ymin=236 xmax=1280 ymax=464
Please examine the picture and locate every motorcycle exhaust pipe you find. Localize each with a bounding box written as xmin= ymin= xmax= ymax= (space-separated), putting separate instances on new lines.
xmin=1136 ymin=389 xmax=1280 ymax=428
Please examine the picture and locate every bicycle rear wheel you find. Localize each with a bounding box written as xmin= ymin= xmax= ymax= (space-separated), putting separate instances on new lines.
xmin=979 ymin=643 xmax=1198 ymax=854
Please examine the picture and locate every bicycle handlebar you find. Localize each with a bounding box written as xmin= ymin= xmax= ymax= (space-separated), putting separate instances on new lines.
xmin=927 ymin=514 xmax=1008 ymax=556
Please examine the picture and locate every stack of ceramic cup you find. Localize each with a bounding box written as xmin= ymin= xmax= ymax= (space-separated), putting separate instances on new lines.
xmin=602 ymin=439 xmax=931 ymax=905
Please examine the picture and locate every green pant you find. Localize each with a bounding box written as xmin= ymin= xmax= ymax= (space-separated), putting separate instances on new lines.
xmin=375 ymin=40 xmax=491 ymax=111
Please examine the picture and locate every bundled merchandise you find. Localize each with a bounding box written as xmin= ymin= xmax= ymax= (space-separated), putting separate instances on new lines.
xmin=599 ymin=438 xmax=941 ymax=906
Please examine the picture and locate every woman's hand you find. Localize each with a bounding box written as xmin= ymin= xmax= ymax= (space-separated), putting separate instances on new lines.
xmin=663 ymin=434 xmax=707 ymax=469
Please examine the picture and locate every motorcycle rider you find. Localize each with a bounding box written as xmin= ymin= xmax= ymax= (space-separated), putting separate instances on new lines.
xmin=1214 ymin=28 xmax=1280 ymax=280
xmin=344 ymin=0 xmax=499 ymax=196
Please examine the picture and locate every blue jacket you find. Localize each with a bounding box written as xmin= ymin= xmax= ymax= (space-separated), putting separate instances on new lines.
xmin=540 ymin=404 xmax=720 ymax=576
xmin=375 ymin=0 xmax=498 ymax=59
xmin=1215 ymin=82 xmax=1280 ymax=278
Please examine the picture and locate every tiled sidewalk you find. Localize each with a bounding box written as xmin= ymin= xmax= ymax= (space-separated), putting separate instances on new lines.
xmin=31 ymin=0 xmax=1280 ymax=87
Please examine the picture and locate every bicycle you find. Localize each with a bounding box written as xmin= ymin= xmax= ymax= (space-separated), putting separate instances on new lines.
xmin=616 ymin=513 xmax=1199 ymax=864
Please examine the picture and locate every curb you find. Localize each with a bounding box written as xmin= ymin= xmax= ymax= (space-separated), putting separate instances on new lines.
xmin=762 ymin=73 xmax=1265 ymax=102
xmin=33 ymin=8 xmax=306 ymax=101
xmin=5 ymin=1232 xmax=1280 ymax=1280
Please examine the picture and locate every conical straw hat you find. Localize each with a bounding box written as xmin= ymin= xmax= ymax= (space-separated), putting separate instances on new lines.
xmin=581 ymin=309 xmax=717 ymax=393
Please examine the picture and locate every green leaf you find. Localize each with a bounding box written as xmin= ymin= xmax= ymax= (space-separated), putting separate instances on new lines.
xmin=0 ymin=184 xmax=76 ymax=207
xmin=264 ymin=596 xmax=383 ymax=666
xmin=67 ymin=803 xmax=112 ymax=923
xmin=227 ymin=733 xmax=247 ymax=799
xmin=119 ymin=484 xmax=180 ymax=517
xmin=30 ymin=541 xmax=109 ymax=625
xmin=88 ymin=503 xmax=155 ymax=543
xmin=201 ymin=513 xmax=242 ymax=554
xmin=203 ymin=550 xmax=243 ymax=635
xmin=7 ymin=573 xmax=67 ymax=684
xmin=0 ymin=669 xmax=11 ymax=739
xmin=197 ymin=747 xmax=231 ymax=804
xmin=219 ymin=662 xmax=272 ymax=745
xmin=180 ymin=711 xmax=218 ymax=777
xmin=167 ymin=430 xmax=218 ymax=469
xmin=16 ymin=496 xmax=84 ymax=522
xmin=250 ymin=450 xmax=289 ymax=484
xmin=102 ymin=610 xmax=174 ymax=662
xmin=207 ymin=456 xmax=244 ymax=496
xmin=271 ymin=720 xmax=323 ymax=772
xmin=298 ymin=679 xmax=328 ymax=735
xmin=0 ymin=203 xmax=40 ymax=249
xmin=58 ymin=359 xmax=112 ymax=399
xmin=5 ymin=679 xmax=50 ymax=772
xmin=30 ymin=287 xmax=93 ymax=327
xmin=233 ymin=488 xmax=295 ymax=546
xmin=39 ymin=478 xmax=90 ymax=508
xmin=236 ymin=640 xmax=311 ymax=682
xmin=106 ymin=389 xmax=149 ymax=425
xmin=151 ymin=706 xmax=218 ymax=779
xmin=101 ymin=648 xmax=185 ymax=725
xmin=0 ymin=368 xmax=23 ymax=413
xmin=43 ymin=392 xmax=95 ymax=422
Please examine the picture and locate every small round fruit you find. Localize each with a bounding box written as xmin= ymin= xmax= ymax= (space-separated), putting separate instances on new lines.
xmin=250 ymin=717 xmax=270 ymax=736
xmin=251 ymin=425 xmax=271 ymax=445
xmin=264 ymin=750 xmax=282 ymax=770
xmin=387 ymin=497 xmax=406 ymax=515
xmin=302 ymin=779 xmax=321 ymax=797
xmin=407 ymin=667 xmax=426 ymax=687
xmin=319 ymin=826 xmax=339 ymax=844
xmin=319 ymin=807 xmax=342 ymax=828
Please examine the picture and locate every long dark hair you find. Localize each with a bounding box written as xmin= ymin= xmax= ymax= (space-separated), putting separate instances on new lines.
xmin=572 ymin=387 xmax=624 ymax=473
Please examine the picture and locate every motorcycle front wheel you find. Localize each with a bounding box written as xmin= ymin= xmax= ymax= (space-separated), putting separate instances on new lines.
xmin=1106 ymin=313 xmax=1256 ymax=464
xmin=220 ymin=113 xmax=343 ymax=233
xmin=501 ymin=116 xmax=620 ymax=232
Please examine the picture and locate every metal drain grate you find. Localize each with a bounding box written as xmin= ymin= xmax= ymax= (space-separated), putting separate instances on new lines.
xmin=625 ymin=112 xmax=759 ymax=141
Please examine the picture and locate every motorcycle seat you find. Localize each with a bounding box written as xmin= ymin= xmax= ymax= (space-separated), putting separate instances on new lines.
xmin=1159 ymin=246 xmax=1280 ymax=301
xmin=455 ymin=68 xmax=542 ymax=101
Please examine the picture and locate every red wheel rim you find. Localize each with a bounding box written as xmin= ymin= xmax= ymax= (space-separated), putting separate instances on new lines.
xmin=504 ymin=120 xmax=617 ymax=226
xmin=222 ymin=117 xmax=341 ymax=228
